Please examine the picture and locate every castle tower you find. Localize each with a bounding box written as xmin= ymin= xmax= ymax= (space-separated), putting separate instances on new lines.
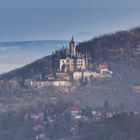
xmin=69 ymin=36 xmax=76 ymax=56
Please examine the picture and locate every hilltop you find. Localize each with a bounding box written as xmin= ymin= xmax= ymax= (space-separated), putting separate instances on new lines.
xmin=1 ymin=27 xmax=140 ymax=87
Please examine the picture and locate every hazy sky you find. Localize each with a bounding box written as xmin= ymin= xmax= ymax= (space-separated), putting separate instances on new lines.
xmin=0 ymin=0 xmax=140 ymax=41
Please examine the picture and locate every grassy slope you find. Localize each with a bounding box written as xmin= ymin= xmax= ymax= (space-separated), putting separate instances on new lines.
xmin=0 ymin=55 xmax=52 ymax=81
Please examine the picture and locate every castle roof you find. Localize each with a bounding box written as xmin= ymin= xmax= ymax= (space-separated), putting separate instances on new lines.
xmin=70 ymin=36 xmax=75 ymax=44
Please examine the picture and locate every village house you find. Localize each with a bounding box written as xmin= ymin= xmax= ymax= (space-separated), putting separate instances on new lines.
xmin=68 ymin=105 xmax=82 ymax=120
xmin=98 ymin=63 xmax=113 ymax=75
xmin=33 ymin=124 xmax=44 ymax=132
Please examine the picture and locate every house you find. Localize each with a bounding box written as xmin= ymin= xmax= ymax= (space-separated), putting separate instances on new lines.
xmin=106 ymin=112 xmax=113 ymax=118
xmin=33 ymin=124 xmax=44 ymax=131
xmin=35 ymin=133 xmax=46 ymax=140
xmin=98 ymin=63 xmax=113 ymax=75
xmin=30 ymin=113 xmax=44 ymax=121
xmin=69 ymin=105 xmax=81 ymax=116
xmin=70 ymin=125 xmax=79 ymax=136
xmin=92 ymin=110 xmax=102 ymax=120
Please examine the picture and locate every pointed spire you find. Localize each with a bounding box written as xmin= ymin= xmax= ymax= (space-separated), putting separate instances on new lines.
xmin=70 ymin=36 xmax=75 ymax=44
xmin=69 ymin=36 xmax=76 ymax=56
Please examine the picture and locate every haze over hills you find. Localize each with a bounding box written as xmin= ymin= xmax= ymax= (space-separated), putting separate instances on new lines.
xmin=0 ymin=28 xmax=140 ymax=140
xmin=1 ymin=0 xmax=140 ymax=139
xmin=0 ymin=40 xmax=68 ymax=74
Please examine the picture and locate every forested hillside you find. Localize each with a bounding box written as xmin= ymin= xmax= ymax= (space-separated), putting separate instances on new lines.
xmin=77 ymin=27 xmax=140 ymax=85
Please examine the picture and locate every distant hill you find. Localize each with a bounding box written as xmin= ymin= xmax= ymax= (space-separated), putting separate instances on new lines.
xmin=1 ymin=27 xmax=140 ymax=86
xmin=0 ymin=40 xmax=68 ymax=74
xmin=0 ymin=40 xmax=68 ymax=48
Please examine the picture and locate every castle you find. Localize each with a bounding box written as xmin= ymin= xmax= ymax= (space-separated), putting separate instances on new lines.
xmin=25 ymin=37 xmax=113 ymax=89
xmin=52 ymin=37 xmax=89 ymax=72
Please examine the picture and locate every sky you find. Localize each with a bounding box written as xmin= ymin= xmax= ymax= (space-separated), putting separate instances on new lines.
xmin=0 ymin=0 xmax=140 ymax=41
xmin=0 ymin=0 xmax=140 ymax=73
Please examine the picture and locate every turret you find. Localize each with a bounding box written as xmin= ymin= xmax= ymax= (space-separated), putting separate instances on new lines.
xmin=69 ymin=36 xmax=76 ymax=56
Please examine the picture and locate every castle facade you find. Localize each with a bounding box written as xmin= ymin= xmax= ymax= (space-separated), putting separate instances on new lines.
xmin=53 ymin=37 xmax=89 ymax=72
